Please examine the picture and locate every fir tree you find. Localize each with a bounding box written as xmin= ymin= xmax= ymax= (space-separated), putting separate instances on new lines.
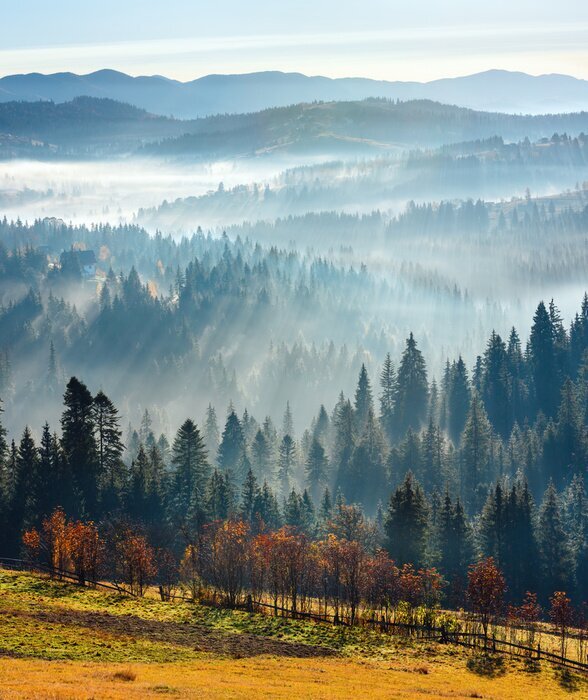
xmin=277 ymin=434 xmax=296 ymax=498
xmin=538 ymin=482 xmax=574 ymax=596
xmin=385 ymin=472 xmax=429 ymax=567
xmin=170 ymin=419 xmax=209 ymax=526
xmin=379 ymin=353 xmax=396 ymax=440
xmin=354 ymin=363 xmax=373 ymax=434
xmin=61 ymin=377 xmax=98 ymax=517
xmin=218 ymin=410 xmax=246 ymax=480
xmin=447 ymin=356 xmax=470 ymax=445
xmin=394 ymin=333 xmax=428 ymax=437
xmin=461 ymin=392 xmax=492 ymax=514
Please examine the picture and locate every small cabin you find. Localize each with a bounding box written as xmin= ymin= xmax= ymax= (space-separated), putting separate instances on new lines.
xmin=60 ymin=249 xmax=97 ymax=278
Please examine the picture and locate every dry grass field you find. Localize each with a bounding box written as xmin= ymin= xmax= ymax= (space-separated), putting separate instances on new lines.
xmin=0 ymin=569 xmax=586 ymax=699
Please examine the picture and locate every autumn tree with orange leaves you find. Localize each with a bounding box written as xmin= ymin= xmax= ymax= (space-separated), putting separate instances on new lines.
xmin=467 ymin=557 xmax=506 ymax=641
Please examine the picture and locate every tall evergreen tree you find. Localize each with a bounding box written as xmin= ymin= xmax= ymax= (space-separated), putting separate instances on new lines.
xmin=170 ymin=419 xmax=209 ymax=526
xmin=528 ymin=301 xmax=559 ymax=418
xmin=460 ymin=392 xmax=492 ymax=514
xmin=218 ymin=410 xmax=246 ymax=482
xmin=203 ymin=404 xmax=220 ymax=460
xmin=61 ymin=377 xmax=98 ymax=516
xmin=447 ymin=356 xmax=470 ymax=445
xmin=379 ymin=353 xmax=396 ymax=440
xmin=394 ymin=333 xmax=428 ymax=437
xmin=305 ymin=437 xmax=328 ymax=502
xmin=385 ymin=472 xmax=429 ymax=567
xmin=93 ymin=390 xmax=124 ymax=506
xmin=538 ymin=482 xmax=574 ymax=597
xmin=277 ymin=433 xmax=296 ymax=498
xmin=354 ymin=363 xmax=373 ymax=433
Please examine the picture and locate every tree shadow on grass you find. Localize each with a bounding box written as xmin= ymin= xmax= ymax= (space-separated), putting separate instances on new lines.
xmin=555 ymin=668 xmax=581 ymax=692
xmin=466 ymin=653 xmax=506 ymax=677
xmin=11 ymin=606 xmax=339 ymax=660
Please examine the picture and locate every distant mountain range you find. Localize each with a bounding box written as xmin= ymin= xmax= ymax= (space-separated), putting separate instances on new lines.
xmin=1 ymin=69 xmax=588 ymax=118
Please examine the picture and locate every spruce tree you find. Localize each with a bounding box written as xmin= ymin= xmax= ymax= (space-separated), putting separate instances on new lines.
xmin=538 ymin=482 xmax=574 ymax=597
xmin=306 ymin=437 xmax=328 ymax=504
xmin=354 ymin=364 xmax=373 ymax=434
xmin=460 ymin=392 xmax=492 ymax=514
xmin=170 ymin=419 xmax=209 ymax=526
xmin=203 ymin=404 xmax=220 ymax=459
xmin=218 ymin=410 xmax=246 ymax=481
xmin=482 ymin=331 xmax=510 ymax=438
xmin=394 ymin=333 xmax=428 ymax=437
xmin=61 ymin=377 xmax=98 ymax=517
xmin=379 ymin=353 xmax=396 ymax=441
xmin=251 ymin=429 xmax=271 ymax=482
xmin=277 ymin=434 xmax=296 ymax=498
xmin=528 ymin=301 xmax=558 ymax=418
xmin=93 ymin=390 xmax=124 ymax=505
xmin=9 ymin=427 xmax=38 ymax=549
xmin=447 ymin=356 xmax=470 ymax=445
xmin=385 ymin=472 xmax=429 ymax=567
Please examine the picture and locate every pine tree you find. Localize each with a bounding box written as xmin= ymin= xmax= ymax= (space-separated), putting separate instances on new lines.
xmin=563 ymin=475 xmax=588 ymax=600
xmin=170 ymin=419 xmax=209 ymax=526
xmin=277 ymin=434 xmax=296 ymax=498
xmin=240 ymin=467 xmax=259 ymax=524
xmin=305 ymin=437 xmax=328 ymax=504
xmin=313 ymin=405 xmax=329 ymax=443
xmin=349 ymin=407 xmax=386 ymax=513
xmin=0 ymin=397 xmax=8 ymax=503
xmin=284 ymin=489 xmax=304 ymax=529
xmin=423 ymin=418 xmax=446 ymax=491
xmin=394 ymin=333 xmax=428 ymax=437
xmin=93 ymin=390 xmax=124 ymax=505
xmin=437 ymin=491 xmax=472 ymax=605
xmin=206 ymin=469 xmax=232 ymax=521
xmin=538 ymin=482 xmax=574 ymax=596
xmin=204 ymin=403 xmax=220 ymax=463
xmin=507 ymin=327 xmax=527 ymax=427
xmin=46 ymin=341 xmax=59 ymax=396
xmin=528 ymin=301 xmax=558 ymax=418
xmin=379 ymin=353 xmax=396 ymax=440
xmin=319 ymin=487 xmax=333 ymax=525
xmin=385 ymin=472 xmax=429 ymax=567
xmin=354 ymin=363 xmax=373 ymax=434
xmin=333 ymin=398 xmax=355 ymax=500
xmin=282 ymin=401 xmax=294 ymax=439
xmin=9 ymin=427 xmax=39 ymax=549
xmin=61 ymin=377 xmax=98 ymax=517
xmin=447 ymin=357 xmax=470 ymax=445
xmin=218 ymin=410 xmax=246 ymax=480
xmin=460 ymin=392 xmax=492 ymax=514
xmin=251 ymin=429 xmax=271 ymax=482
xmin=482 ymin=331 xmax=510 ymax=439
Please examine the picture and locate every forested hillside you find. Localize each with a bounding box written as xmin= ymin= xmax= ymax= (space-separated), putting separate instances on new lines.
xmin=2 ymin=285 xmax=588 ymax=607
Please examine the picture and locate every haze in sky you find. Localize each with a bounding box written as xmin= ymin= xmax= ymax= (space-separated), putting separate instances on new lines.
xmin=3 ymin=0 xmax=588 ymax=81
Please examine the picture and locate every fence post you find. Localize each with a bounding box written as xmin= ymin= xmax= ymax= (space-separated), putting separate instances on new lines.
xmin=537 ymin=643 xmax=541 ymax=660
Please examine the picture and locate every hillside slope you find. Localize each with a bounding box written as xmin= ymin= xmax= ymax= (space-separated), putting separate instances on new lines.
xmin=0 ymin=569 xmax=585 ymax=699
xmin=3 ymin=96 xmax=588 ymax=160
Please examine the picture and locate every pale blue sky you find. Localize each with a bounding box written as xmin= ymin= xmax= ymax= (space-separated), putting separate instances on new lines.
xmin=3 ymin=1 xmax=588 ymax=81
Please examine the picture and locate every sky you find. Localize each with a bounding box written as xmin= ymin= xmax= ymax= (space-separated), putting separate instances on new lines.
xmin=3 ymin=1 xmax=588 ymax=82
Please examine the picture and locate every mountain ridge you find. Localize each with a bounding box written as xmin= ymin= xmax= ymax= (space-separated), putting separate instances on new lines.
xmin=2 ymin=68 xmax=588 ymax=118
